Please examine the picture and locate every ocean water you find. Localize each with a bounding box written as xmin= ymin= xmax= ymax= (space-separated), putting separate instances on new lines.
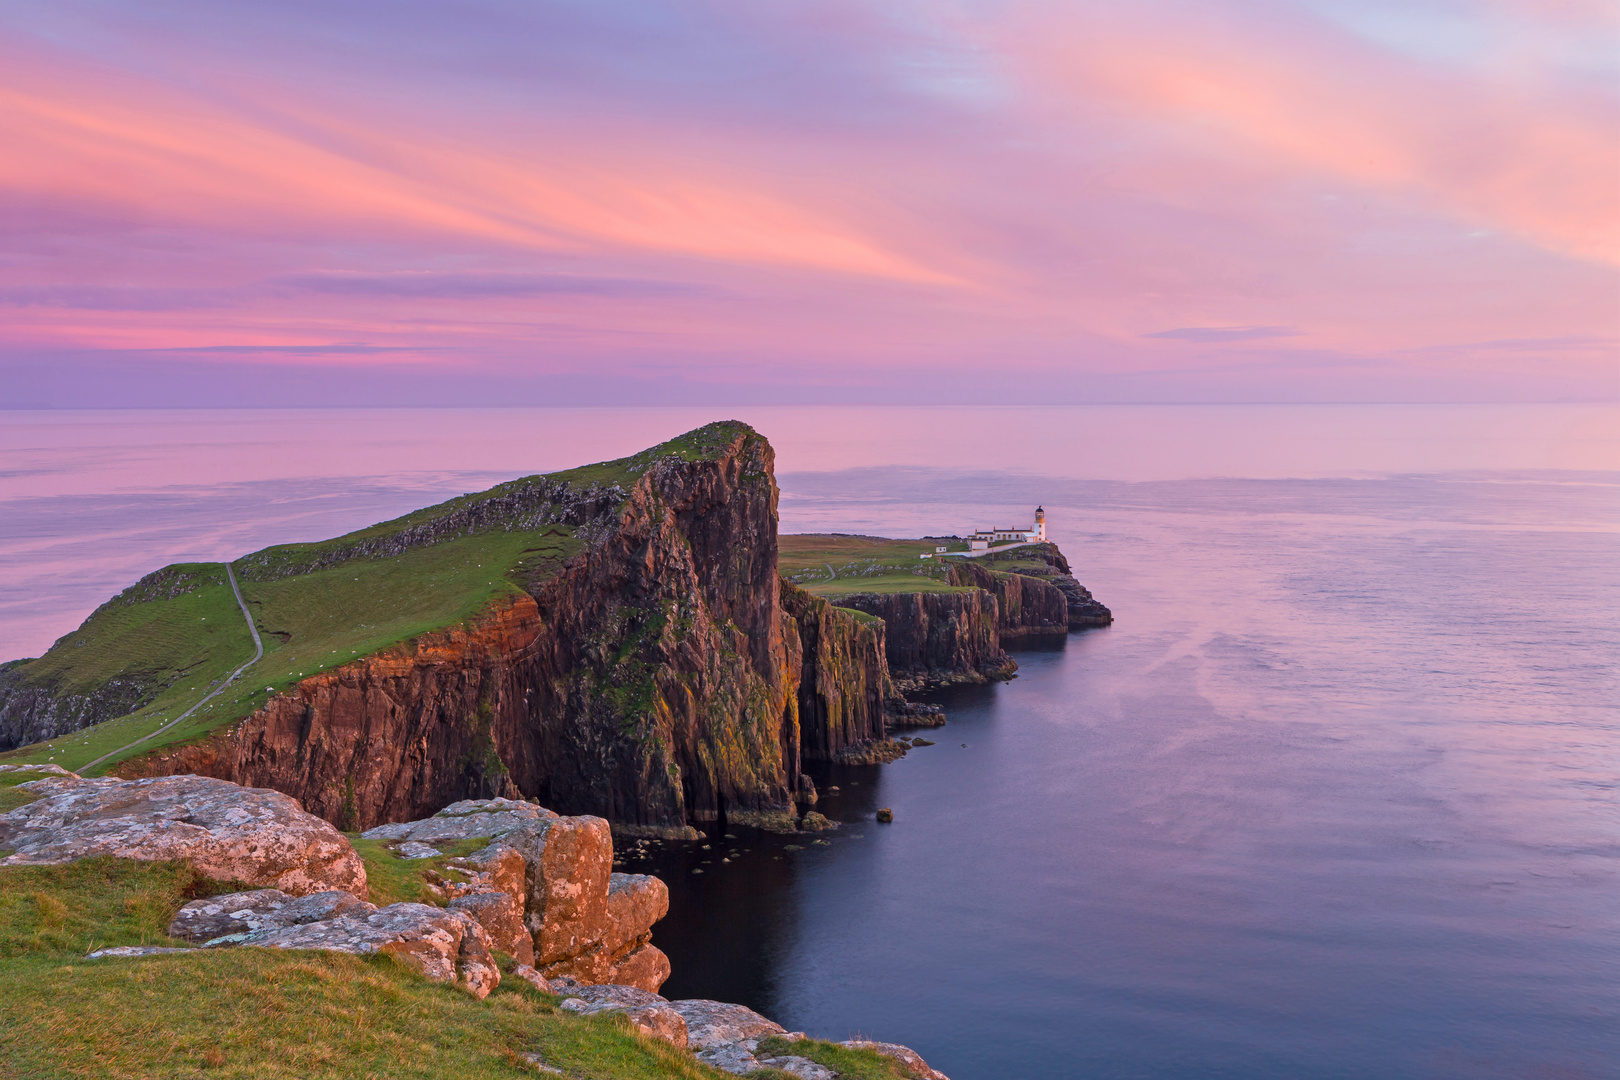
xmin=2 ymin=405 xmax=1617 ymax=1078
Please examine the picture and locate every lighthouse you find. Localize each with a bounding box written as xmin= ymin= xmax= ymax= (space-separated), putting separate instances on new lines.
xmin=1033 ymin=506 xmax=1046 ymax=542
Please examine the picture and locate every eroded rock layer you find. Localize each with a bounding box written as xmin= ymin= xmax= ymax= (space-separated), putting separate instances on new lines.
xmin=831 ymin=589 xmax=1016 ymax=690
xmin=779 ymin=583 xmax=890 ymax=761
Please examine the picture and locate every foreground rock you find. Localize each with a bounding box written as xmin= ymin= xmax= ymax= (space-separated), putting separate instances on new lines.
xmin=0 ymin=763 xmax=78 ymax=778
xmin=0 ymin=774 xmax=367 ymax=897
xmin=668 ymin=999 xmax=787 ymax=1050
xmin=169 ymin=888 xmax=376 ymax=944
xmin=211 ymin=901 xmax=500 ymax=998
xmin=364 ymin=800 xmax=670 ymax=991
xmin=361 ymin=797 xmax=554 ymax=844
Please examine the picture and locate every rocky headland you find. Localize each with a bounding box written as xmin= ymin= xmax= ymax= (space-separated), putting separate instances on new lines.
xmin=2 ymin=422 xmax=1110 ymax=843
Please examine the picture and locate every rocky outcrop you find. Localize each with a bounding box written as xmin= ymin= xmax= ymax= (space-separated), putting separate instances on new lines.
xmin=555 ymin=982 xmax=691 ymax=1047
xmin=116 ymin=423 xmax=804 ymax=836
xmin=168 ymin=888 xmax=376 ymax=943
xmin=362 ymin=798 xmax=670 ymax=991
xmin=831 ymin=589 xmax=1015 ymax=690
xmin=211 ymin=901 xmax=502 ymax=999
xmin=1051 ymin=574 xmax=1113 ymax=628
xmin=842 ymin=1041 xmax=950 ymax=1080
xmin=360 ymin=796 xmax=554 ymax=845
xmin=981 ymin=544 xmax=1112 ymax=629
xmin=946 ymin=561 xmax=1070 ymax=641
xmin=0 ymin=773 xmax=367 ymax=897
xmin=780 ymin=583 xmax=890 ymax=760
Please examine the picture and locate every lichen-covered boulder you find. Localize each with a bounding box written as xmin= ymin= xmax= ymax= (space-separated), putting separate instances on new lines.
xmin=360 ymin=798 xmax=554 ymax=845
xmin=463 ymin=843 xmax=527 ymax=900
xmin=213 ymin=902 xmax=500 ymax=999
xmin=553 ymin=983 xmax=688 ymax=1049
xmin=363 ymin=804 xmax=670 ymax=991
xmin=505 ymin=815 xmax=613 ymax=964
xmin=168 ymin=889 xmax=375 ymax=944
xmin=449 ymin=889 xmax=533 ymax=966
xmin=554 ymin=981 xmax=666 ymax=1011
xmin=665 ymin=999 xmax=785 ymax=1050
xmin=0 ymin=774 xmax=367 ymax=897
xmin=622 ymin=1004 xmax=689 ymax=1047
xmin=602 ymin=943 xmax=672 ymax=993
xmin=602 ymin=873 xmax=669 ymax=955
xmin=0 ymin=764 xmax=78 ymax=779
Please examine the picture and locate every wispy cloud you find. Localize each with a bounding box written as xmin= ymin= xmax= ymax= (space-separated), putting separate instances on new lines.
xmin=0 ymin=0 xmax=1613 ymax=403
xmin=1144 ymin=326 xmax=1302 ymax=343
xmin=274 ymin=271 xmax=699 ymax=299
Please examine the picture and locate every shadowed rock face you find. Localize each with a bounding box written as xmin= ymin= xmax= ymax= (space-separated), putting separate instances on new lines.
xmin=779 ymin=583 xmax=890 ymax=761
xmin=0 ymin=773 xmax=367 ymax=897
xmin=832 ymin=589 xmax=1016 ymax=690
xmin=983 ymin=544 xmax=1113 ymax=629
xmin=946 ymin=561 xmax=1071 ymax=640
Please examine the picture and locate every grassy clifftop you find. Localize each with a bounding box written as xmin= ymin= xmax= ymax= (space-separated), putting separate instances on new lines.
xmin=779 ymin=534 xmax=973 ymax=598
xmin=0 ymin=422 xmax=755 ymax=775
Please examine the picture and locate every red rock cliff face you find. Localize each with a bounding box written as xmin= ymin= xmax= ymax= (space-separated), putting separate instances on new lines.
xmin=779 ymin=582 xmax=890 ymax=760
xmin=118 ymin=596 xmax=543 ymax=830
xmin=498 ymin=432 xmax=799 ymax=829
xmin=830 ymin=589 xmax=1016 ymax=690
xmin=946 ymin=562 xmax=1070 ymax=641
xmin=121 ymin=426 xmax=805 ymax=833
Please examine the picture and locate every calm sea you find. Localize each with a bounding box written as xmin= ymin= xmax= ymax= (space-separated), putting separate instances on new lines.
xmin=3 ymin=405 xmax=1617 ymax=1079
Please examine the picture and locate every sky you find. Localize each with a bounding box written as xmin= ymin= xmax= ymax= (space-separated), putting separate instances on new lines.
xmin=0 ymin=0 xmax=1615 ymax=406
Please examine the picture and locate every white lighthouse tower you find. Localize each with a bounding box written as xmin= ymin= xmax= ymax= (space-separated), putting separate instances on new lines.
xmin=1033 ymin=506 xmax=1046 ymax=542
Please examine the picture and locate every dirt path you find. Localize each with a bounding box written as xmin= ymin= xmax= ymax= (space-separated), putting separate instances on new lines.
xmin=82 ymin=563 xmax=263 ymax=775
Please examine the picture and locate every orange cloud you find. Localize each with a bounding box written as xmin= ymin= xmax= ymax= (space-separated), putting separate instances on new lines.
xmin=0 ymin=55 xmax=958 ymax=286
xmin=1002 ymin=5 xmax=1619 ymax=265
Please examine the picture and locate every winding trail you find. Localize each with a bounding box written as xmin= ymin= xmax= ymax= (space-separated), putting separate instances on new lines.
xmin=83 ymin=563 xmax=263 ymax=775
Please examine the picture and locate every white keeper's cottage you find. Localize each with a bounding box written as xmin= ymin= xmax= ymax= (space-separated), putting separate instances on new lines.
xmin=967 ymin=506 xmax=1046 ymax=550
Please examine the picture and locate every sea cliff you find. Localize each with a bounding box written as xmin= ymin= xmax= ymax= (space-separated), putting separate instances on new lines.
xmin=4 ymin=424 xmax=1111 ymax=842
xmin=120 ymin=424 xmax=808 ymax=833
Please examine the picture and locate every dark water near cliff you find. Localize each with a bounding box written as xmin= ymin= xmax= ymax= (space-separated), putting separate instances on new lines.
xmin=3 ymin=406 xmax=1617 ymax=1079
xmin=627 ymin=469 xmax=1620 ymax=1080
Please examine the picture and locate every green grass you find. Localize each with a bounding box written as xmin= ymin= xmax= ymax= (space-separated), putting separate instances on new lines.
xmin=779 ymin=534 xmax=974 ymax=599
xmin=350 ymin=837 xmax=494 ymax=908
xmin=8 ymin=564 xmax=245 ymax=700
xmin=0 ymin=859 xmax=737 ymax=1079
xmin=810 ymin=575 xmax=973 ymax=598
xmin=1 ymin=530 xmax=579 ymax=775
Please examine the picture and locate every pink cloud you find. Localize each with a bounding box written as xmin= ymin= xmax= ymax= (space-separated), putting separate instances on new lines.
xmin=0 ymin=1 xmax=1612 ymax=402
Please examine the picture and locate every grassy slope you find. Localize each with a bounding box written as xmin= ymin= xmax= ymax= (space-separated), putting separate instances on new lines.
xmin=2 ymin=529 xmax=579 ymax=775
xmin=778 ymin=534 xmax=974 ymax=598
xmin=0 ymin=858 xmax=728 ymax=1080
